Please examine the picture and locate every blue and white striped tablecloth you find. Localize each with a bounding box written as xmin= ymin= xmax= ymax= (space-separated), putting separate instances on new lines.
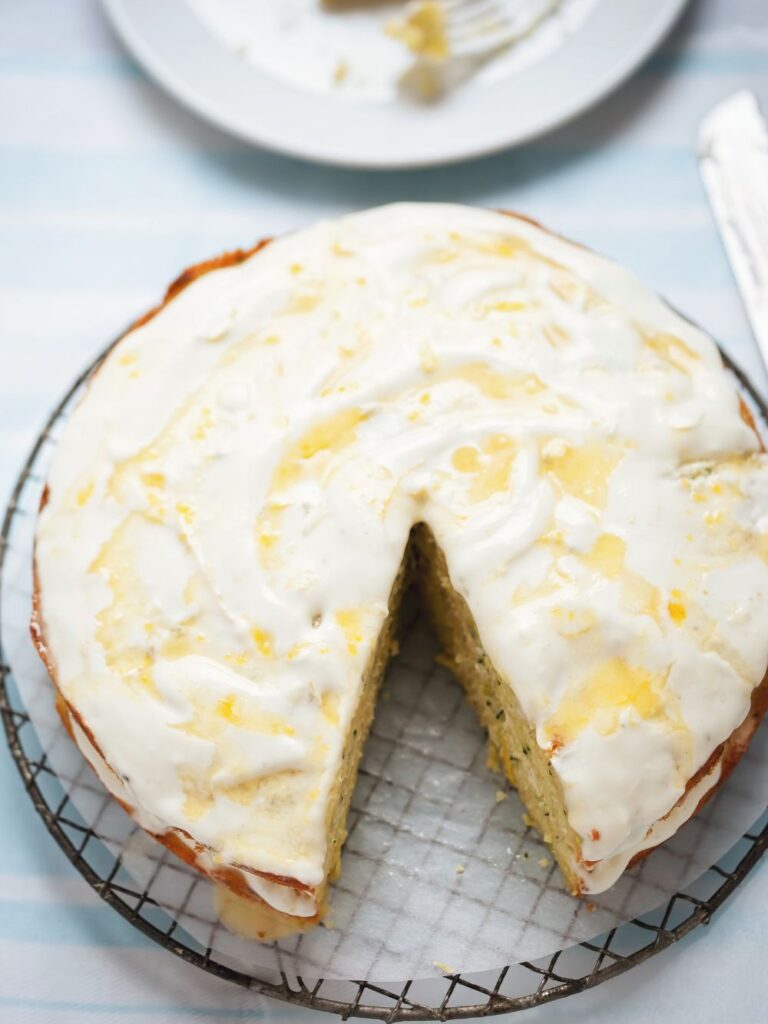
xmin=1 ymin=1 xmax=768 ymax=1020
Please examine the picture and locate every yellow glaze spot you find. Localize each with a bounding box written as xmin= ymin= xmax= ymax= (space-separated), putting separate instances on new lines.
xmin=485 ymin=300 xmax=527 ymax=313
xmin=549 ymin=269 xmax=601 ymax=308
xmin=581 ymin=533 xmax=660 ymax=619
xmin=447 ymin=231 xmax=562 ymax=272
xmin=385 ymin=1 xmax=448 ymax=58
xmin=263 ymin=334 xmax=280 ymax=346
xmin=331 ymin=239 xmax=352 ymax=258
xmin=141 ymin=472 xmax=166 ymax=490
xmin=119 ymin=351 xmax=138 ymax=366
xmin=297 ymin=408 xmax=366 ymax=461
xmin=543 ymin=324 xmax=571 ymax=349
xmin=251 ymin=627 xmax=274 ymax=658
xmin=143 ymin=491 xmax=166 ymax=523
xmin=643 ymin=331 xmax=700 ymax=373
xmin=176 ymin=501 xmax=194 ymax=525
xmin=220 ymin=779 xmax=264 ymax=806
xmin=544 ymin=443 xmax=621 ymax=508
xmin=452 ymin=437 xmax=517 ymax=501
xmin=160 ymin=630 xmax=204 ymax=660
xmin=178 ymin=696 xmax=295 ymax=745
xmin=492 ymin=237 xmax=533 ymax=259
xmin=321 ymin=690 xmax=340 ymax=726
xmin=452 ymin=446 xmax=481 ymax=473
xmin=217 ymin=695 xmax=241 ymax=724
xmin=254 ymin=505 xmax=283 ymax=568
xmin=286 ymin=291 xmax=321 ymax=315
xmin=582 ymin=533 xmax=626 ymax=579
xmin=668 ymin=589 xmax=687 ymax=624
xmin=273 ymin=407 xmax=368 ymax=491
xmin=90 ymin=516 xmax=158 ymax=695
xmin=182 ymin=789 xmax=211 ymax=822
xmin=193 ymin=406 xmax=214 ymax=442
xmin=452 ymin=362 xmax=546 ymax=401
xmin=257 ymin=527 xmax=278 ymax=550
xmin=546 ymin=659 xmax=668 ymax=746
xmin=551 ymin=606 xmax=597 ymax=636
xmin=253 ymin=512 xmax=284 ymax=569
xmin=76 ymin=480 xmax=94 ymax=507
xmin=336 ymin=608 xmax=363 ymax=656
xmin=105 ymin=380 xmax=228 ymax=503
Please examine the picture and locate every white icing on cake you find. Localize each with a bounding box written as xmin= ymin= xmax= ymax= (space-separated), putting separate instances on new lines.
xmin=35 ymin=203 xmax=768 ymax=907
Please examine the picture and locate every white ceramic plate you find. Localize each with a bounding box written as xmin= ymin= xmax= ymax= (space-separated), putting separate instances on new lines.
xmin=102 ymin=0 xmax=690 ymax=169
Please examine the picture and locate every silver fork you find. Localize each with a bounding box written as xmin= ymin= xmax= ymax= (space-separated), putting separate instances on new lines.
xmin=397 ymin=0 xmax=560 ymax=99
xmin=439 ymin=0 xmax=560 ymax=60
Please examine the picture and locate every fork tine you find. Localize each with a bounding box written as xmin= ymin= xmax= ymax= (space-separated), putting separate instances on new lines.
xmin=448 ymin=19 xmax=509 ymax=45
xmin=440 ymin=0 xmax=487 ymax=10
xmin=443 ymin=0 xmax=505 ymax=20
xmin=445 ymin=0 xmax=556 ymax=51
xmin=443 ymin=0 xmax=509 ymax=37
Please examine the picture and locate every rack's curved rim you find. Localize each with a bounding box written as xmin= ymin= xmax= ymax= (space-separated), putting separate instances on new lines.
xmin=1 ymin=338 xmax=766 ymax=1021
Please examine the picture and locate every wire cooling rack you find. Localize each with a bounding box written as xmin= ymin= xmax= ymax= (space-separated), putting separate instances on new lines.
xmin=1 ymin=339 xmax=767 ymax=1020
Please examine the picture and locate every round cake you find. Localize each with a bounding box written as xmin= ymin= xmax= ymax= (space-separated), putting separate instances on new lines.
xmin=32 ymin=204 xmax=768 ymax=939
